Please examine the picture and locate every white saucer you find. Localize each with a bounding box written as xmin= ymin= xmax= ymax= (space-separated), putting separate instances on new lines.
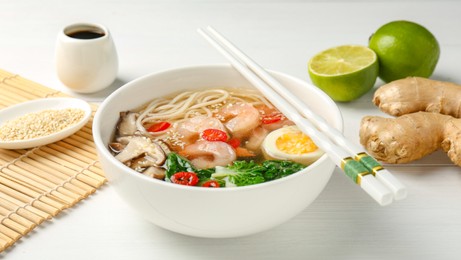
xmin=0 ymin=97 xmax=92 ymax=149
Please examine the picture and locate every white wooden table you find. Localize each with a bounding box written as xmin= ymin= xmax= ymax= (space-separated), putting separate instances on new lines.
xmin=1 ymin=1 xmax=461 ymax=259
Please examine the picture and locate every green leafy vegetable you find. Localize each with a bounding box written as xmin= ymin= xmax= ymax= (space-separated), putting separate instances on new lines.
xmin=165 ymin=153 xmax=306 ymax=187
xmin=212 ymin=163 xmax=265 ymax=187
xmin=261 ymin=160 xmax=306 ymax=181
xmin=228 ymin=160 xmax=266 ymax=175
xmin=211 ymin=160 xmax=306 ymax=187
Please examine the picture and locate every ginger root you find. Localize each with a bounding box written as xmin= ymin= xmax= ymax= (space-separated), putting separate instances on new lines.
xmin=360 ymin=112 xmax=461 ymax=166
xmin=373 ymin=77 xmax=461 ymax=117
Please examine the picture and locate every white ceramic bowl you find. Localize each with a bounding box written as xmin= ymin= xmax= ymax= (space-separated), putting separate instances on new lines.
xmin=93 ymin=65 xmax=343 ymax=238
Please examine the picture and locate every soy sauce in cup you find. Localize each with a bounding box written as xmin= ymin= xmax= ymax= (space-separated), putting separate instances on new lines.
xmin=67 ymin=30 xmax=105 ymax=40
xmin=55 ymin=23 xmax=118 ymax=93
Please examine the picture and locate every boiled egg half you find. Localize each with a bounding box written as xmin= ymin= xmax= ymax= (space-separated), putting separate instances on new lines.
xmin=262 ymin=125 xmax=324 ymax=165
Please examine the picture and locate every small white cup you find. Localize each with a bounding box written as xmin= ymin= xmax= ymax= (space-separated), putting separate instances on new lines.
xmin=55 ymin=23 xmax=118 ymax=93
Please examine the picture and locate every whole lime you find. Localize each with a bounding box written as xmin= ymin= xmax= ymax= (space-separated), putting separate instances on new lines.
xmin=308 ymin=45 xmax=379 ymax=102
xmin=369 ymin=20 xmax=440 ymax=83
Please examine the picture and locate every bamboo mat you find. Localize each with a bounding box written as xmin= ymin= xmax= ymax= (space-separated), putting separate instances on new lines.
xmin=0 ymin=69 xmax=106 ymax=252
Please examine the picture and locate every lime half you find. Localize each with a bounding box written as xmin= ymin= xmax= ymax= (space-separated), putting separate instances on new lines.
xmin=308 ymin=45 xmax=379 ymax=102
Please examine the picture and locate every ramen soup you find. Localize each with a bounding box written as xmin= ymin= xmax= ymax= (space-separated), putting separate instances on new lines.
xmin=109 ymin=88 xmax=324 ymax=188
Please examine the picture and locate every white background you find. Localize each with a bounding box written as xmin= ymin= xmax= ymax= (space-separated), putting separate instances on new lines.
xmin=1 ymin=0 xmax=461 ymax=259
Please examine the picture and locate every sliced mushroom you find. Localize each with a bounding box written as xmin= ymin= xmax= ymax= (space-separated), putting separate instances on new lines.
xmin=116 ymin=136 xmax=133 ymax=145
xmin=115 ymin=136 xmax=166 ymax=165
xmin=143 ymin=166 xmax=166 ymax=180
xmin=156 ymin=139 xmax=172 ymax=154
xmin=131 ymin=155 xmax=163 ymax=169
xmin=109 ymin=142 xmax=125 ymax=154
xmin=117 ymin=111 xmax=139 ymax=136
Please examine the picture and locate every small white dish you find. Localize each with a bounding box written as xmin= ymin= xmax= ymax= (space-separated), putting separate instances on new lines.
xmin=0 ymin=97 xmax=92 ymax=149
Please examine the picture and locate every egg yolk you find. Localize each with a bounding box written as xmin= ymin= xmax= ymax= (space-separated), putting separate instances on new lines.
xmin=275 ymin=132 xmax=318 ymax=154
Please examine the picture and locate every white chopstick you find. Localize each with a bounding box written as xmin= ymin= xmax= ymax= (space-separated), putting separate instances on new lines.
xmin=198 ymin=26 xmax=404 ymax=206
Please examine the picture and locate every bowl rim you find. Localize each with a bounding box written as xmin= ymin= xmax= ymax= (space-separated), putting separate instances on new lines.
xmin=93 ymin=64 xmax=344 ymax=192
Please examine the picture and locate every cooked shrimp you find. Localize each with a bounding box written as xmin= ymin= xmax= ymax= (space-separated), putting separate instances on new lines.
xmin=173 ymin=115 xmax=226 ymax=145
xmin=216 ymin=102 xmax=260 ymax=138
xmin=262 ymin=119 xmax=295 ymax=131
xmin=245 ymin=126 xmax=269 ymax=152
xmin=256 ymin=104 xmax=294 ymax=131
xmin=180 ymin=140 xmax=236 ymax=169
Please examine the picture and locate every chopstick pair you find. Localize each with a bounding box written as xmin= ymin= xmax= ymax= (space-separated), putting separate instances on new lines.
xmin=198 ymin=26 xmax=407 ymax=206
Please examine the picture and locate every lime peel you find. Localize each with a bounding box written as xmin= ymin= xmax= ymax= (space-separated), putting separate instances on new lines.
xmin=368 ymin=20 xmax=440 ymax=83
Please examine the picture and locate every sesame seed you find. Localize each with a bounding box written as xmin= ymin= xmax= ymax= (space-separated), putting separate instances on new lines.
xmin=162 ymin=129 xmax=185 ymax=149
xmin=0 ymin=108 xmax=85 ymax=141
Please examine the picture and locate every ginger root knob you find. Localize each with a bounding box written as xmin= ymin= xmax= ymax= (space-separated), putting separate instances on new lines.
xmin=373 ymin=77 xmax=461 ymax=117
xmin=359 ymin=112 xmax=461 ymax=165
